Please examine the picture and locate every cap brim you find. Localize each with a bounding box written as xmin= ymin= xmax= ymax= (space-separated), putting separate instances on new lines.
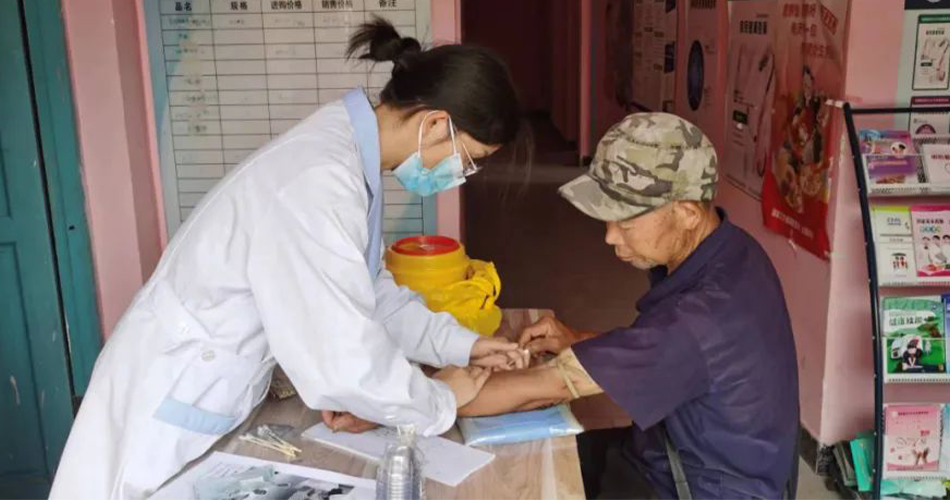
xmin=558 ymin=174 xmax=653 ymax=222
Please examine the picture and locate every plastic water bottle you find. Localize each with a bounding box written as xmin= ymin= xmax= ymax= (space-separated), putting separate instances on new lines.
xmin=376 ymin=424 xmax=425 ymax=500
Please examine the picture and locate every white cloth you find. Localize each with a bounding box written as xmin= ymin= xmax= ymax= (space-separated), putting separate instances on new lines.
xmin=48 ymin=98 xmax=478 ymax=500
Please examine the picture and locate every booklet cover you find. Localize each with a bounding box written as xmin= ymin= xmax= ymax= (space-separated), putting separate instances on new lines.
xmin=873 ymin=206 xmax=914 ymax=241
xmin=860 ymin=129 xmax=917 ymax=156
xmin=882 ymin=296 xmax=946 ymax=375
xmin=885 ymin=404 xmax=942 ymax=472
xmin=878 ymin=242 xmax=918 ymax=282
xmin=911 ymin=205 xmax=950 ymax=277
xmin=922 ymin=143 xmax=950 ymax=184
xmin=866 ymin=155 xmax=919 ymax=185
xmin=873 ymin=206 xmax=917 ymax=282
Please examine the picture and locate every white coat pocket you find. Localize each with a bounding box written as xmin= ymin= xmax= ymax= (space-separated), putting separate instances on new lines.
xmin=117 ymin=346 xmax=264 ymax=499
xmin=153 ymin=345 xmax=261 ymax=435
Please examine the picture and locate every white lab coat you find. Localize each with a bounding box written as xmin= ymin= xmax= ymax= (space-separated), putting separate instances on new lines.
xmin=48 ymin=96 xmax=478 ymax=500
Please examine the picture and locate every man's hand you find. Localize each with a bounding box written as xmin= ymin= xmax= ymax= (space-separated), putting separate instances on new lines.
xmin=469 ymin=337 xmax=528 ymax=370
xmin=518 ymin=317 xmax=590 ymax=356
xmin=434 ymin=366 xmax=492 ymax=408
xmin=321 ymin=411 xmax=379 ymax=433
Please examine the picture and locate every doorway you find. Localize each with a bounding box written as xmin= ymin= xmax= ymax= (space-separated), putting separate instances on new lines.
xmin=0 ymin=0 xmax=101 ymax=496
xmin=460 ymin=0 xmax=648 ymax=335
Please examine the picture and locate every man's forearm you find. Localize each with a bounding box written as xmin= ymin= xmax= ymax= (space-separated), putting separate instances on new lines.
xmin=457 ymin=367 xmax=571 ymax=417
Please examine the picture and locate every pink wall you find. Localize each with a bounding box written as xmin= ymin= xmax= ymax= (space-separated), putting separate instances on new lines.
xmin=819 ymin=0 xmax=908 ymax=442
xmin=61 ymin=0 xmax=164 ymax=337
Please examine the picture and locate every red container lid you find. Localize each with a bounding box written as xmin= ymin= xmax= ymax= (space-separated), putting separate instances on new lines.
xmin=391 ymin=235 xmax=461 ymax=256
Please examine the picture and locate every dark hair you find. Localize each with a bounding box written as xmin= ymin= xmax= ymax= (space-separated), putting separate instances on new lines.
xmin=347 ymin=17 xmax=524 ymax=147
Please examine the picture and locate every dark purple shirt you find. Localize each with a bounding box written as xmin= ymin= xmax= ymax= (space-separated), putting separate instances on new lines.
xmin=573 ymin=211 xmax=799 ymax=499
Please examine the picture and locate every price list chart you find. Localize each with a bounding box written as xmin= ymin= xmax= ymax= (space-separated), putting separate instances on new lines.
xmin=145 ymin=0 xmax=434 ymax=243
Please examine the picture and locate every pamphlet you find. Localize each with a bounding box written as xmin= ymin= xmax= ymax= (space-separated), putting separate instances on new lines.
xmin=866 ymin=155 xmax=919 ymax=185
xmin=881 ymin=296 xmax=946 ymax=375
xmin=872 ymin=206 xmax=917 ymax=282
xmin=860 ymin=129 xmax=917 ymax=156
xmin=885 ymin=404 xmax=942 ymax=472
xmin=151 ymin=452 xmax=373 ymax=500
xmin=911 ymin=205 xmax=950 ymax=278
xmin=922 ymin=143 xmax=950 ymax=184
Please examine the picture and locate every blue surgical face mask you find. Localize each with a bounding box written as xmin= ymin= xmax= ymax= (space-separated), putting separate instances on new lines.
xmin=393 ymin=113 xmax=475 ymax=197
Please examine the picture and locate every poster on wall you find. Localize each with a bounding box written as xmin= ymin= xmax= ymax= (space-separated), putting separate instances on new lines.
xmin=679 ymin=0 xmax=725 ymax=141
xmin=913 ymin=14 xmax=950 ymax=91
xmin=632 ymin=0 xmax=677 ymax=111
xmin=724 ymin=0 xmax=778 ymax=201
xmin=898 ymin=1 xmax=950 ymax=134
xmin=760 ymin=0 xmax=849 ymax=260
xmin=143 ymin=0 xmax=434 ymax=244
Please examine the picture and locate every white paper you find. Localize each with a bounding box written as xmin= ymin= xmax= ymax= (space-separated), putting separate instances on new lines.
xmin=922 ymin=143 xmax=950 ymax=183
xmin=302 ymin=424 xmax=494 ymax=487
xmin=152 ymin=451 xmax=375 ymax=500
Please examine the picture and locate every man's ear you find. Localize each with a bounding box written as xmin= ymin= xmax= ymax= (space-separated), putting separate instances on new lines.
xmin=673 ymin=201 xmax=704 ymax=230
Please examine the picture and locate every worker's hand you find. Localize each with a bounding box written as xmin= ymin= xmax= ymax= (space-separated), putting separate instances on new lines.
xmin=519 ymin=317 xmax=587 ymax=356
xmin=469 ymin=337 xmax=527 ymax=370
xmin=321 ymin=410 xmax=379 ymax=433
xmin=434 ymin=366 xmax=492 ymax=408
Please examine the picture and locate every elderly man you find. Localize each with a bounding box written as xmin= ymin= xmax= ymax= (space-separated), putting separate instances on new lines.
xmin=459 ymin=113 xmax=800 ymax=500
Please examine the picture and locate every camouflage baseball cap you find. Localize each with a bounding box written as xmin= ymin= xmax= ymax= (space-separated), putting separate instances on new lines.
xmin=559 ymin=112 xmax=718 ymax=221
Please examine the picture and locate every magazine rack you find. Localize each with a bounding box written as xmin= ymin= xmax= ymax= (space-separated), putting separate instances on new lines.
xmin=844 ymin=104 xmax=950 ymax=499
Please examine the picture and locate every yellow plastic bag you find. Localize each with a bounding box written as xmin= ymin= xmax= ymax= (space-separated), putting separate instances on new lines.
xmin=425 ymin=260 xmax=502 ymax=336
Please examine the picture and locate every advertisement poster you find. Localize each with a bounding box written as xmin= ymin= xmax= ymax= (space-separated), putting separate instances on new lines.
xmin=632 ymin=0 xmax=677 ymax=111
xmin=760 ymin=0 xmax=849 ymax=259
xmin=724 ymin=0 xmax=778 ymax=200
xmin=898 ymin=1 xmax=950 ymax=131
xmin=913 ymin=14 xmax=950 ymax=91
xmin=680 ymin=0 xmax=727 ymax=141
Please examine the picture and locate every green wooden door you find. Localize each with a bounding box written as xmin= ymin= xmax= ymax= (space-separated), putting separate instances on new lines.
xmin=0 ymin=0 xmax=76 ymax=497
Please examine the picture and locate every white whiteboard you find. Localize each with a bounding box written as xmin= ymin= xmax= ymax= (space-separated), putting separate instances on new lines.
xmin=144 ymin=0 xmax=435 ymax=244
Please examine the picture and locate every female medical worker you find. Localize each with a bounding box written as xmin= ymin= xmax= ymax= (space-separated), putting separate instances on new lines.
xmin=49 ymin=18 xmax=527 ymax=500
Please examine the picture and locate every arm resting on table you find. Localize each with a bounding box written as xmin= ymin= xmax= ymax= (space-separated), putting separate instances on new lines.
xmin=457 ymin=366 xmax=571 ymax=417
xmin=458 ymin=347 xmax=606 ymax=417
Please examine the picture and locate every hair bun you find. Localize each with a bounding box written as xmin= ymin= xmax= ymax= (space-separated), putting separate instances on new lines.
xmin=346 ymin=17 xmax=422 ymax=64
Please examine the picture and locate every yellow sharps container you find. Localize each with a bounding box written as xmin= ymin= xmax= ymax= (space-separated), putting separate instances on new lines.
xmin=385 ymin=236 xmax=502 ymax=336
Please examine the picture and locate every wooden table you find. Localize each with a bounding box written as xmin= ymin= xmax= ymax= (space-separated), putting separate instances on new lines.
xmin=212 ymin=309 xmax=585 ymax=499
